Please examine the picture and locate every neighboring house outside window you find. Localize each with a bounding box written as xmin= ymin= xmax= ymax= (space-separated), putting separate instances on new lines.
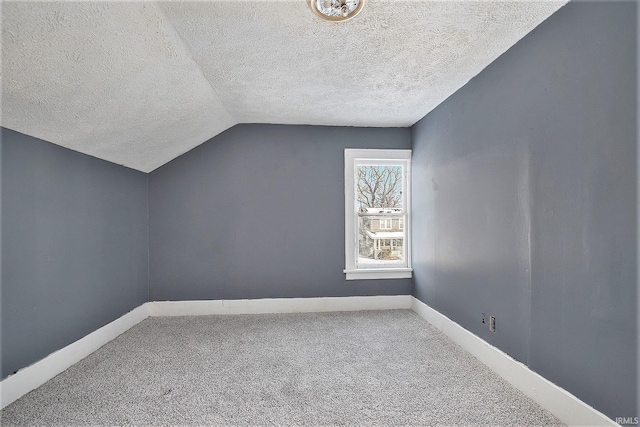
xmin=360 ymin=208 xmax=403 ymax=260
xmin=344 ymin=149 xmax=412 ymax=280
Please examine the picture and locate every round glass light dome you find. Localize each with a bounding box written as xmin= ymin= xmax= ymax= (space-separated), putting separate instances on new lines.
xmin=307 ymin=0 xmax=365 ymax=22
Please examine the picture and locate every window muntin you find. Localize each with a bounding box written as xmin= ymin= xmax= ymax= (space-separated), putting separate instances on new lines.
xmin=344 ymin=149 xmax=411 ymax=280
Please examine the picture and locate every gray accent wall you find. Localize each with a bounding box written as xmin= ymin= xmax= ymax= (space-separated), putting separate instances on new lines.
xmin=411 ymin=1 xmax=637 ymax=420
xmin=149 ymin=124 xmax=412 ymax=301
xmin=1 ymin=128 xmax=149 ymax=379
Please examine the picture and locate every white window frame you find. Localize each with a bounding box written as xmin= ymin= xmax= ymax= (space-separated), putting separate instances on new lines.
xmin=379 ymin=218 xmax=392 ymax=230
xmin=344 ymin=149 xmax=412 ymax=280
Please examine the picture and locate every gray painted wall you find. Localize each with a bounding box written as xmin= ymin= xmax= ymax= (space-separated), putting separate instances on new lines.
xmin=149 ymin=124 xmax=412 ymax=301
xmin=1 ymin=128 xmax=149 ymax=379
xmin=411 ymin=1 xmax=637 ymax=420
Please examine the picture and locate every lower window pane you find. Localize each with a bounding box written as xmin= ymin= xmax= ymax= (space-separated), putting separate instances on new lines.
xmin=357 ymin=215 xmax=405 ymax=264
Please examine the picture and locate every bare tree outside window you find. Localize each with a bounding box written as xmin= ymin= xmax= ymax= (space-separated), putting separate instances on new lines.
xmin=356 ymin=166 xmax=402 ymax=209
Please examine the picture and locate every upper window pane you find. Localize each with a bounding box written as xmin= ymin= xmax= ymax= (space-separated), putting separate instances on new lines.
xmin=356 ymin=165 xmax=403 ymax=209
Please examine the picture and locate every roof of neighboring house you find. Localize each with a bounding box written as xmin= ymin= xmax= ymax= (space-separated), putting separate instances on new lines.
xmin=366 ymin=231 xmax=404 ymax=240
xmin=360 ymin=208 xmax=403 ymax=214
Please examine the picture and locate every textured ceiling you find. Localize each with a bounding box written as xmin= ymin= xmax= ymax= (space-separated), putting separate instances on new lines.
xmin=1 ymin=1 xmax=567 ymax=172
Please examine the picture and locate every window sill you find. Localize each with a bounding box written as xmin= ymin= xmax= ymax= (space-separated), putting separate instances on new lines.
xmin=344 ymin=268 xmax=413 ymax=281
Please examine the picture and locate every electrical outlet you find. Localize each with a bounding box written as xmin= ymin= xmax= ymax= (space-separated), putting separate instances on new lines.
xmin=489 ymin=316 xmax=496 ymax=332
xmin=482 ymin=313 xmax=486 ymax=324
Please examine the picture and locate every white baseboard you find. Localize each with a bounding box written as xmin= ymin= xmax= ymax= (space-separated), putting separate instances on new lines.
xmin=410 ymin=297 xmax=617 ymax=427
xmin=150 ymin=295 xmax=412 ymax=316
xmin=1 ymin=296 xmax=408 ymax=408
xmin=0 ymin=303 xmax=149 ymax=410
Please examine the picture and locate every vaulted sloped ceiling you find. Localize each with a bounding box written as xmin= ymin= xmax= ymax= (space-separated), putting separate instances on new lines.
xmin=1 ymin=1 xmax=567 ymax=172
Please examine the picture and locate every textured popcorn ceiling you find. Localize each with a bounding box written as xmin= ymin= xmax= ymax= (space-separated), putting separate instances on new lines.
xmin=1 ymin=1 xmax=567 ymax=172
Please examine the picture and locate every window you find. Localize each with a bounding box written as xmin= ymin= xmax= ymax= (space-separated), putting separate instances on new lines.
xmin=344 ymin=149 xmax=412 ymax=280
xmin=379 ymin=219 xmax=392 ymax=230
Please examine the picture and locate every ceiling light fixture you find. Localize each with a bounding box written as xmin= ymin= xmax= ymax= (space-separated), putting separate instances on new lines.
xmin=307 ymin=0 xmax=365 ymax=22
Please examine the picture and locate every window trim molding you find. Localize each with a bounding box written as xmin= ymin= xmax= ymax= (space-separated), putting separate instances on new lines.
xmin=344 ymin=148 xmax=412 ymax=280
